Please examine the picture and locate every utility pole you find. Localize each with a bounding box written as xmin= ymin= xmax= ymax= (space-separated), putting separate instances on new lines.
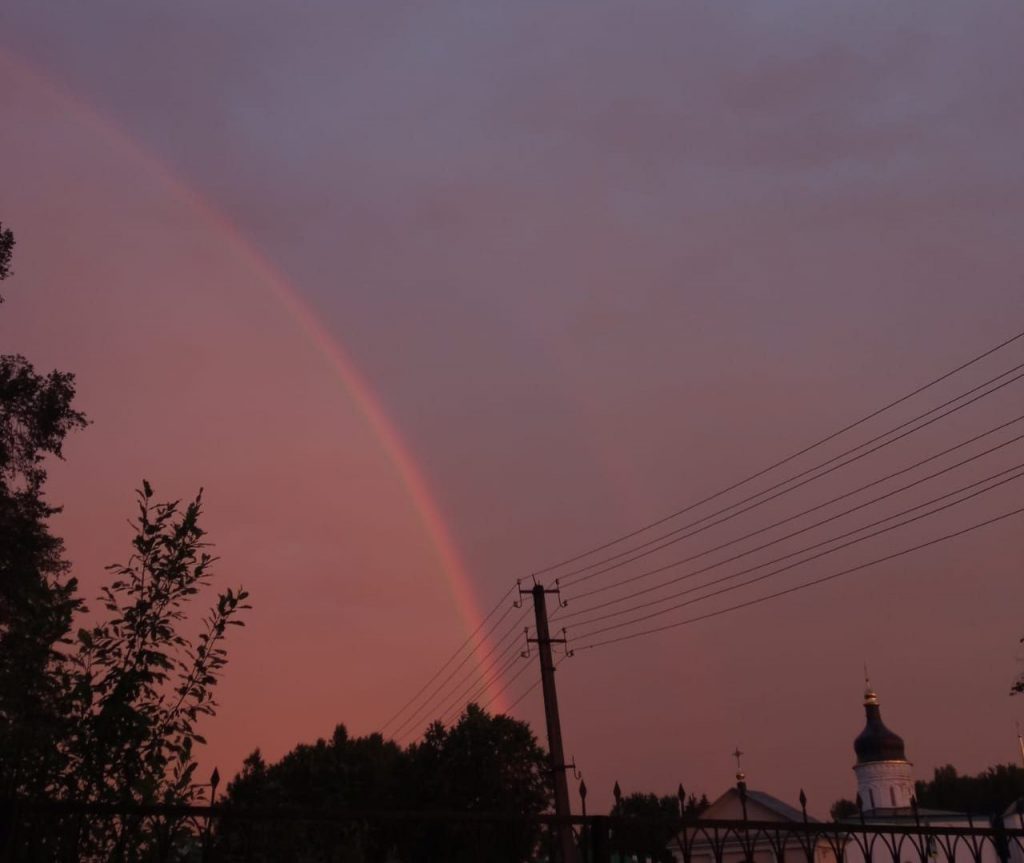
xmin=522 ymin=582 xmax=577 ymax=863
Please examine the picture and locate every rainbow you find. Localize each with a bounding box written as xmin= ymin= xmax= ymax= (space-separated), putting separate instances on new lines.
xmin=0 ymin=49 xmax=508 ymax=716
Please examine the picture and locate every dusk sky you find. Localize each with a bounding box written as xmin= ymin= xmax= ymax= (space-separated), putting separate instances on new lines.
xmin=2 ymin=1 xmax=1023 ymax=815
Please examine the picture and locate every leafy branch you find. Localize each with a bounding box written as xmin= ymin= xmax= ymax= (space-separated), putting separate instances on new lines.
xmin=69 ymin=482 xmax=249 ymax=807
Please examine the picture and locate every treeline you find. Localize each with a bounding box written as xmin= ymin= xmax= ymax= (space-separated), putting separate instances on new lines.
xmin=914 ymin=764 xmax=1024 ymax=815
xmin=217 ymin=713 xmax=708 ymax=863
xmin=218 ymin=705 xmax=551 ymax=861
xmin=831 ymin=763 xmax=1024 ymax=820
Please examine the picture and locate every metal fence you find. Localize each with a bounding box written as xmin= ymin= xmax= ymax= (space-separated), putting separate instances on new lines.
xmin=2 ymin=798 xmax=1023 ymax=863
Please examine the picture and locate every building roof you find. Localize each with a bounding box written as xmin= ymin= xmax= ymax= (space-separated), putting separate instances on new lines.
xmin=747 ymin=789 xmax=818 ymax=823
xmin=703 ymin=786 xmax=820 ymax=823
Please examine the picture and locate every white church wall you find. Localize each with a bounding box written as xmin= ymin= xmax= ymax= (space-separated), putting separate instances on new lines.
xmin=668 ymin=837 xmax=836 ymax=863
xmin=854 ymin=760 xmax=916 ymax=811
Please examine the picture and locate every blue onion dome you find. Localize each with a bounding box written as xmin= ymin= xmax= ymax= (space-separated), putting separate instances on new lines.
xmin=854 ymin=686 xmax=907 ymax=763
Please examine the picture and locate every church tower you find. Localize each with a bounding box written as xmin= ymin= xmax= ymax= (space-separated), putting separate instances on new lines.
xmin=853 ymin=681 xmax=915 ymax=812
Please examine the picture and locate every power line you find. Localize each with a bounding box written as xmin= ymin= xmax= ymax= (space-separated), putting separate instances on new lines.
xmin=478 ymin=655 xmax=535 ymax=714
xmin=533 ymin=328 xmax=1024 ymax=579
xmin=397 ymin=635 xmax=523 ymax=743
xmin=438 ymin=649 xmax=523 ymax=727
xmin=492 ymin=654 xmax=569 ymax=715
xmin=571 ymin=472 xmax=1024 ymax=644
xmin=387 ymin=597 xmax=522 ymax=738
xmin=497 ymin=666 xmax=541 ymax=713
xmin=381 ymin=585 xmax=515 ymax=734
xmin=391 ymin=605 xmax=530 ymax=740
xmin=556 ymin=368 xmax=1024 ymax=589
xmin=392 ymin=609 xmax=528 ymax=740
xmin=435 ymin=646 xmax=525 ymax=730
xmin=389 ymin=328 xmax=1024 ymax=742
xmin=556 ymin=425 xmax=1024 ymax=613
xmin=483 ymin=652 xmax=570 ymax=716
xmin=574 ymin=505 xmax=1024 ymax=652
xmin=563 ymin=463 xmax=1024 ymax=632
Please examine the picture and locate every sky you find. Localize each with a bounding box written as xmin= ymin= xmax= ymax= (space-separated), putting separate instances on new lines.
xmin=2 ymin=1 xmax=1024 ymax=815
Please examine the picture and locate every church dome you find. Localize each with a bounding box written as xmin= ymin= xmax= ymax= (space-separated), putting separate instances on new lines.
xmin=853 ymin=686 xmax=907 ymax=764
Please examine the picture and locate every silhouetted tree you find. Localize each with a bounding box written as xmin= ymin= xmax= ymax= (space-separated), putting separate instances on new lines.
xmin=219 ymin=704 xmax=552 ymax=862
xmin=68 ymin=484 xmax=250 ymax=802
xmin=404 ymin=704 xmax=552 ymax=863
xmin=914 ymin=764 xmax=1024 ymax=817
xmin=222 ymin=725 xmax=407 ymax=861
xmin=611 ymin=791 xmax=708 ymax=863
xmin=0 ymin=221 xmax=13 ymax=288
xmin=1 ymin=223 xmax=251 ymax=860
xmin=228 ymin=725 xmax=405 ymax=811
xmin=688 ymin=792 xmax=710 ymax=816
xmin=830 ymin=798 xmax=859 ymax=820
xmin=1013 ymin=637 xmax=1024 ymax=696
xmin=0 ymin=224 xmax=89 ymax=797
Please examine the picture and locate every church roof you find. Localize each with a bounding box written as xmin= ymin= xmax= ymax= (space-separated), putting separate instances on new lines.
xmin=746 ymin=790 xmax=818 ymax=823
xmin=854 ymin=686 xmax=908 ymax=764
xmin=703 ymin=786 xmax=820 ymax=823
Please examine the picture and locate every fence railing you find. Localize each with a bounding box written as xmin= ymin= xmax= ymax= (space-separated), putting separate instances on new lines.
xmin=2 ymin=797 xmax=1023 ymax=863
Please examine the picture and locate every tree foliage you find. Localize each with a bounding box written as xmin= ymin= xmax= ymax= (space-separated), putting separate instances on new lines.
xmin=0 ymin=350 xmax=88 ymax=797
xmin=67 ymin=484 xmax=250 ymax=807
xmin=223 ymin=726 xmax=407 ymax=861
xmin=1 ymin=222 xmax=250 ymax=858
xmin=914 ymin=764 xmax=1024 ymax=816
xmin=219 ymin=704 xmax=553 ymax=863
xmin=830 ymin=798 xmax=859 ymax=820
xmin=406 ymin=704 xmax=552 ymax=863
xmin=1013 ymin=635 xmax=1024 ymax=696
xmin=0 ymin=220 xmax=13 ymax=290
xmin=610 ymin=790 xmax=709 ymax=862
xmin=0 ymin=223 xmax=86 ymax=804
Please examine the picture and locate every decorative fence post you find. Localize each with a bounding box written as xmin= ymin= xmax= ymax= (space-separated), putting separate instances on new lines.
xmin=591 ymin=816 xmax=611 ymax=863
xmin=579 ymin=778 xmax=588 ymax=863
xmin=992 ymin=814 xmax=1011 ymax=863
xmin=202 ymin=767 xmax=220 ymax=863
xmin=0 ymin=796 xmax=14 ymax=863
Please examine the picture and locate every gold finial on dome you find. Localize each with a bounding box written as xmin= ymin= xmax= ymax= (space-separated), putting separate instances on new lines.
xmin=864 ymin=665 xmax=879 ymax=706
xmin=733 ymin=747 xmax=746 ymax=782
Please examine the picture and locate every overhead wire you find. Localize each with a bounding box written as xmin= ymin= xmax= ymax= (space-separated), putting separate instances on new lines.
xmin=532 ymin=328 xmax=1024 ymax=579
xmin=498 ymin=669 xmax=541 ymax=714
xmin=555 ymin=424 xmax=1024 ymax=617
xmin=391 ymin=608 xmax=530 ymax=740
xmin=391 ymin=603 xmax=531 ymax=740
xmin=564 ymin=463 xmax=1024 ymax=632
xmin=380 ymin=584 xmax=516 ymax=734
xmin=388 ymin=328 xmax=1024 ymax=739
xmin=491 ymin=654 xmax=569 ymax=715
xmin=467 ymin=653 xmax=534 ymax=718
xmin=574 ymin=505 xmax=1024 ymax=652
xmin=387 ymin=600 xmax=522 ymax=738
xmin=570 ymin=468 xmax=1024 ymax=642
xmin=397 ymin=633 xmax=523 ymax=743
xmin=556 ymin=364 xmax=1024 ymax=589
xmin=436 ymin=647 xmax=525 ymax=729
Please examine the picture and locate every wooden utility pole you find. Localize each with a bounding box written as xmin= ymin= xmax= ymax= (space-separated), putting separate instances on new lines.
xmin=523 ymin=582 xmax=578 ymax=863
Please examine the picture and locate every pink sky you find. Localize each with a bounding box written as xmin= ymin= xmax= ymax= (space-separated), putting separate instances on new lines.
xmin=2 ymin=1 xmax=1024 ymax=816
